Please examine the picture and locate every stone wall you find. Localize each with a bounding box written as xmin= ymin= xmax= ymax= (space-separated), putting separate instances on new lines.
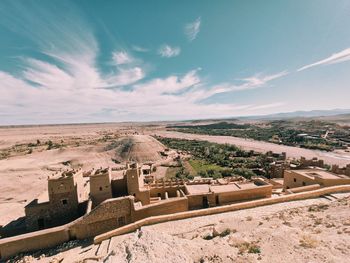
xmin=94 ymin=185 xmax=350 ymax=244
xmin=69 ymin=196 xmax=134 ymax=239
xmin=217 ymin=185 xmax=272 ymax=205
xmin=150 ymin=186 xmax=186 ymax=199
xmin=286 ymin=184 xmax=321 ymax=194
xmin=90 ymin=172 xmax=112 ymax=207
xmin=133 ymin=196 xmax=188 ymax=221
xmin=2 ymin=185 xmax=350 ymax=260
xmin=187 ymin=193 xmax=216 ymax=210
xmin=111 ymin=177 xmax=128 ymax=197
xmin=0 ymin=226 xmax=69 ymax=260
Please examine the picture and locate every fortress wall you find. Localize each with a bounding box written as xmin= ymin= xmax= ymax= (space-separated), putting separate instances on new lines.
xmin=111 ymin=178 xmax=128 ymax=197
xmin=286 ymin=184 xmax=321 ymax=194
xmin=317 ymin=178 xmax=350 ymax=187
xmin=69 ymin=196 xmax=133 ymax=239
xmin=133 ymin=197 xmax=188 ymax=221
xmin=0 ymin=226 xmax=69 ymax=260
xmin=94 ymin=185 xmax=350 ymax=244
xmin=217 ymin=185 xmax=273 ymax=205
xmin=150 ymin=186 xmax=185 ymax=198
xmin=2 ymin=185 xmax=350 ymax=260
xmin=187 ymin=193 xmax=215 ymax=210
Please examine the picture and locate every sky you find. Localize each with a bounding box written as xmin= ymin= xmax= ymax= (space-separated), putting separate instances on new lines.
xmin=0 ymin=0 xmax=350 ymax=125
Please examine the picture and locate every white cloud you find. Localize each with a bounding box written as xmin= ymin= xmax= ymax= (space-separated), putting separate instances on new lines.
xmin=185 ymin=17 xmax=201 ymax=41
xmin=134 ymin=69 xmax=200 ymax=95
xmin=298 ymin=48 xmax=350 ymax=71
xmin=104 ymin=67 xmax=145 ymax=88
xmin=0 ymin=2 xmax=287 ymax=125
xmin=112 ymin=51 xmax=133 ymax=65
xmin=132 ymin=45 xmax=149 ymax=52
xmin=158 ymin=44 xmax=181 ymax=58
xmin=191 ymin=71 xmax=288 ymax=100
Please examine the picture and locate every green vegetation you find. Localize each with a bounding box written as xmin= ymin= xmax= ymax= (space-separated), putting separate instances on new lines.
xmin=156 ymin=137 xmax=278 ymax=179
xmin=168 ymin=120 xmax=349 ymax=152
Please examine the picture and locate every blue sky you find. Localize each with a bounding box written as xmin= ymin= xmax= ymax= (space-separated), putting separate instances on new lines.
xmin=0 ymin=0 xmax=350 ymax=124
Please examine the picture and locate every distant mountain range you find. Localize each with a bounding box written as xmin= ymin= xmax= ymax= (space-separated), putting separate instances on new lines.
xmin=238 ymin=109 xmax=350 ymax=120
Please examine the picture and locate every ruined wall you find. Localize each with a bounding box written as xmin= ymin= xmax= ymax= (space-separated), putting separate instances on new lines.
xmin=69 ymin=196 xmax=133 ymax=239
xmin=0 ymin=226 xmax=69 ymax=260
xmin=217 ymin=185 xmax=272 ymax=205
xmin=133 ymin=197 xmax=188 ymax=221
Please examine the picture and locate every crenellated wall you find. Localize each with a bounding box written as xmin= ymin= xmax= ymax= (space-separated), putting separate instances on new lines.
xmin=1 ymin=185 xmax=350 ymax=260
xmin=94 ymin=185 xmax=350 ymax=244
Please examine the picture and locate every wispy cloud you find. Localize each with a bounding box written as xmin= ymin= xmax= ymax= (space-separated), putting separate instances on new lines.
xmin=192 ymin=71 xmax=288 ymax=100
xmin=298 ymin=48 xmax=350 ymax=71
xmin=112 ymin=51 xmax=133 ymax=65
xmin=158 ymin=44 xmax=181 ymax=58
xmin=132 ymin=45 xmax=149 ymax=52
xmin=0 ymin=1 xmax=286 ymax=124
xmin=185 ymin=17 xmax=201 ymax=42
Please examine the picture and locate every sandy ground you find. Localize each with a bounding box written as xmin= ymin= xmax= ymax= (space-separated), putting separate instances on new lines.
xmin=13 ymin=193 xmax=350 ymax=263
xmin=151 ymin=130 xmax=350 ymax=166
xmin=0 ymin=124 xmax=167 ymax=227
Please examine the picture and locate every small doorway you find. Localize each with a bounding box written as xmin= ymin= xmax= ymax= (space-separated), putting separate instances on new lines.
xmin=202 ymin=196 xmax=209 ymax=208
xmin=37 ymin=218 xmax=45 ymax=229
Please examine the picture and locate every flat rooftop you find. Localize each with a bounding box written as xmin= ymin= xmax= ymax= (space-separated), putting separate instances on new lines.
xmin=293 ymin=169 xmax=349 ymax=180
xmin=185 ymin=184 xmax=210 ymax=195
xmin=210 ymin=182 xmax=259 ymax=193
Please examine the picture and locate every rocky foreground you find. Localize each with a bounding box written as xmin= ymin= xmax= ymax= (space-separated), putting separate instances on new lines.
xmin=12 ymin=193 xmax=350 ymax=263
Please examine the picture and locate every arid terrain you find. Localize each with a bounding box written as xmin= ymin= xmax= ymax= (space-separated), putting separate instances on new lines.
xmin=1 ymin=122 xmax=350 ymax=227
xmin=0 ymin=123 xmax=168 ymax=227
xmin=12 ymin=193 xmax=350 ymax=263
xmin=1 ymin=122 xmax=350 ymax=262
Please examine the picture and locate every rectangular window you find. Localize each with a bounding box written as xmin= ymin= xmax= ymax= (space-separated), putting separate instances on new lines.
xmin=293 ymin=178 xmax=296 ymax=182
xmin=62 ymin=199 xmax=68 ymax=205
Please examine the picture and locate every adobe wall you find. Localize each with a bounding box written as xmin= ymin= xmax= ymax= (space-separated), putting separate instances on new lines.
xmin=90 ymin=174 xmax=112 ymax=207
xmin=187 ymin=193 xmax=216 ymax=210
xmin=111 ymin=177 xmax=128 ymax=197
xmin=283 ymin=170 xmax=316 ymax=190
xmin=95 ymin=185 xmax=350 ymax=244
xmin=286 ymin=184 xmax=321 ymax=194
xmin=133 ymin=197 xmax=188 ymax=221
xmin=217 ymin=185 xmax=272 ymax=205
xmin=69 ymin=196 xmax=134 ymax=239
xmin=25 ymin=200 xmax=78 ymax=231
xmin=316 ymin=177 xmax=350 ymax=187
xmin=0 ymin=226 xmax=69 ymax=260
xmin=150 ymin=185 xmax=186 ymax=199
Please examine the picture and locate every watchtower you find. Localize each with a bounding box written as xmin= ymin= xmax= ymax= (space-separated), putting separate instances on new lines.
xmin=89 ymin=167 xmax=113 ymax=207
